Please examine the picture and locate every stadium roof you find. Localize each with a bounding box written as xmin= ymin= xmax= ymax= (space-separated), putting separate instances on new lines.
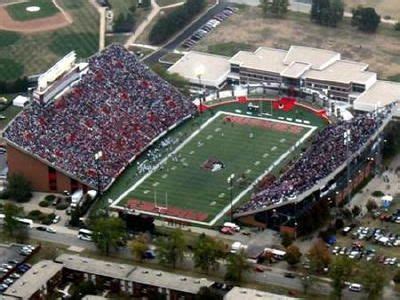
xmin=283 ymin=45 xmax=340 ymax=70
xmin=4 ymin=260 xmax=63 ymax=299
xmin=304 ymin=60 xmax=376 ymax=85
xmin=167 ymin=51 xmax=231 ymax=88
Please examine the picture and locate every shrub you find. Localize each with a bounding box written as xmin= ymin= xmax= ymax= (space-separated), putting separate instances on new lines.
xmin=44 ymin=195 xmax=56 ymax=202
xmin=394 ymin=270 xmax=400 ymax=283
xmin=27 ymin=210 xmax=43 ymax=221
xmin=395 ymin=22 xmax=400 ymax=31
xmin=372 ymin=190 xmax=384 ymax=197
xmin=56 ymin=202 xmax=69 ymax=210
xmin=39 ymin=200 xmax=49 ymax=207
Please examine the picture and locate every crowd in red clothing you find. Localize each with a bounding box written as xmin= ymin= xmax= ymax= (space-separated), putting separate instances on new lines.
xmin=237 ymin=105 xmax=394 ymax=214
xmin=5 ymin=45 xmax=196 ymax=190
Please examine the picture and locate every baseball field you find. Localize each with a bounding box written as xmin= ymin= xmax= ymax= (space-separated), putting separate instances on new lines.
xmin=0 ymin=0 xmax=99 ymax=81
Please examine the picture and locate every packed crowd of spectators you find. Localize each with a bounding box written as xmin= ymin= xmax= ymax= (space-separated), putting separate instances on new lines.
xmin=237 ymin=105 xmax=394 ymax=214
xmin=4 ymin=45 xmax=196 ymax=190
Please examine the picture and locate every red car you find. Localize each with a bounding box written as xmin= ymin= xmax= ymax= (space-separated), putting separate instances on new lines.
xmin=220 ymin=227 xmax=234 ymax=235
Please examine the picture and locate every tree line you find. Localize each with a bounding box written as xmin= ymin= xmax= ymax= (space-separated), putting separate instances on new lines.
xmin=0 ymin=77 xmax=29 ymax=94
xmin=149 ymin=0 xmax=207 ymax=45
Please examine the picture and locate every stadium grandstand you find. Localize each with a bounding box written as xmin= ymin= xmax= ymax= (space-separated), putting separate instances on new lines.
xmin=234 ymin=104 xmax=395 ymax=232
xmin=3 ymin=45 xmax=196 ymax=193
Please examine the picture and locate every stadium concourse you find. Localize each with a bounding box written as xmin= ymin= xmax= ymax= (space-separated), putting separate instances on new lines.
xmin=4 ymin=44 xmax=196 ymax=192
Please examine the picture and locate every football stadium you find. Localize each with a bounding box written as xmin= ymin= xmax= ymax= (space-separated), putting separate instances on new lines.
xmin=3 ymin=44 xmax=396 ymax=232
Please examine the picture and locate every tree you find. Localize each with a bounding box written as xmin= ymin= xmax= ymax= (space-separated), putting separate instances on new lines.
xmin=196 ymin=286 xmax=221 ymax=300
xmin=193 ymin=234 xmax=225 ymax=274
xmin=3 ymin=203 xmax=24 ymax=237
xmin=129 ymin=233 xmax=149 ymax=261
xmin=281 ymin=231 xmax=293 ymax=248
xmin=308 ymin=239 xmax=331 ymax=272
xmin=352 ymin=6 xmax=381 ymax=32
xmin=329 ymin=256 xmax=354 ymax=299
xmin=393 ymin=270 xmax=400 ymax=284
xmin=395 ymin=22 xmax=400 ymax=31
xmin=261 ymin=0 xmax=289 ymax=18
xmin=156 ymin=228 xmax=186 ymax=268
xmin=366 ymin=199 xmax=378 ymax=212
xmin=360 ymin=262 xmax=387 ymax=300
xmin=151 ymin=64 xmax=190 ymax=95
xmin=149 ymin=0 xmax=206 ymax=44
xmin=225 ymin=250 xmax=250 ymax=283
xmin=71 ymin=280 xmax=96 ymax=300
xmin=90 ymin=217 xmax=126 ymax=256
xmin=285 ymin=244 xmax=302 ymax=266
xmin=351 ymin=205 xmax=361 ymax=218
xmin=311 ymin=0 xmax=344 ymax=27
xmin=7 ymin=174 xmax=32 ymax=203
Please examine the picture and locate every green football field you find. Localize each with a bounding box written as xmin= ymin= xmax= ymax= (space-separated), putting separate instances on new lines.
xmin=116 ymin=110 xmax=317 ymax=224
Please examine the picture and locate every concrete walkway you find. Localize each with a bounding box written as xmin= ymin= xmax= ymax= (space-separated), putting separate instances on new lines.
xmin=88 ymin=0 xmax=106 ymax=50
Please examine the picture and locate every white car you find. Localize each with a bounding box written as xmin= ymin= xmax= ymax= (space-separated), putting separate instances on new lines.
xmin=46 ymin=227 xmax=56 ymax=234
xmin=349 ymin=283 xmax=362 ymax=292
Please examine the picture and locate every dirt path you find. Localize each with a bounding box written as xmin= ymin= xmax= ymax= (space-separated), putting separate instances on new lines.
xmin=0 ymin=0 xmax=72 ymax=33
xmin=87 ymin=0 xmax=105 ymax=50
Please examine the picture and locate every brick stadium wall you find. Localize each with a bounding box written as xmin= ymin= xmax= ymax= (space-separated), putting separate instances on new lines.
xmin=6 ymin=145 xmax=86 ymax=192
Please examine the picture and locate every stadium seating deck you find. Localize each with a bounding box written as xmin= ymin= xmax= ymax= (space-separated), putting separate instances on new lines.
xmin=237 ymin=106 xmax=394 ymax=214
xmin=4 ymin=45 xmax=196 ymax=190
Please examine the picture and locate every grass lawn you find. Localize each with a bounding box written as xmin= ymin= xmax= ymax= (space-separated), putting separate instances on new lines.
xmin=105 ymin=101 xmax=326 ymax=225
xmin=0 ymin=0 xmax=99 ymax=81
xmin=204 ymin=41 xmax=256 ymax=57
xmin=194 ymin=6 xmax=400 ymax=80
xmin=156 ymin=0 xmax=185 ymax=6
xmin=5 ymin=0 xmax=60 ymax=21
xmin=0 ymin=105 xmax=22 ymax=129
xmin=159 ymin=52 xmax=183 ymax=63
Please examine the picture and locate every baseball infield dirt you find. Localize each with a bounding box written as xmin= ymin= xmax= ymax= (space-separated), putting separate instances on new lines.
xmin=0 ymin=5 xmax=72 ymax=33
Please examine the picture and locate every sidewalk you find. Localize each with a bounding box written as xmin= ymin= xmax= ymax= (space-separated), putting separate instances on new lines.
xmin=124 ymin=0 xmax=160 ymax=47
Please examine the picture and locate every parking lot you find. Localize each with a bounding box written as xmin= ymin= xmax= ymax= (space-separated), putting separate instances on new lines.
xmin=180 ymin=6 xmax=237 ymax=50
xmin=0 ymin=244 xmax=37 ymax=294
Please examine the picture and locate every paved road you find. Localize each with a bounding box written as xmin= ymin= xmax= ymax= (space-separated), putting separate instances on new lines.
xmin=143 ymin=1 xmax=231 ymax=65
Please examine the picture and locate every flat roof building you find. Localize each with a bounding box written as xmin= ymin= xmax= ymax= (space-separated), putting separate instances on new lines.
xmin=169 ymin=45 xmax=400 ymax=111
xmin=4 ymin=260 xmax=63 ymax=300
xmin=224 ymin=287 xmax=298 ymax=300
xmin=167 ymin=51 xmax=231 ymax=89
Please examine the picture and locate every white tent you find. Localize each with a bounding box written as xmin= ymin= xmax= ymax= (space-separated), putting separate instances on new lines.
xmin=12 ymin=95 xmax=29 ymax=107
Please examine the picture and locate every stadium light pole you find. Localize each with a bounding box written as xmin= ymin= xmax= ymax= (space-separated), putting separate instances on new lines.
xmin=227 ymin=173 xmax=235 ymax=223
xmin=195 ymin=65 xmax=206 ymax=113
xmin=94 ymin=150 xmax=104 ymax=214
xmin=344 ymin=129 xmax=351 ymax=205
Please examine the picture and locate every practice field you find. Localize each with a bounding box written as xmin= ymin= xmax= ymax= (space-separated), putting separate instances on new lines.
xmin=5 ymin=0 xmax=59 ymax=21
xmin=112 ymin=105 xmax=320 ymax=225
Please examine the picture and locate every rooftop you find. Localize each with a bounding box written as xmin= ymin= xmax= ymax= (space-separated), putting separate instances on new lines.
xmin=284 ymin=45 xmax=340 ymax=70
xmin=4 ymin=260 xmax=63 ymax=300
xmin=224 ymin=287 xmax=299 ymax=300
xmin=354 ymin=80 xmax=400 ymax=111
xmin=56 ymin=254 xmax=213 ymax=294
xmin=56 ymin=254 xmax=135 ymax=280
xmin=230 ymin=47 xmax=287 ymax=74
xmin=167 ymin=51 xmax=231 ymax=87
xmin=304 ymin=60 xmax=375 ymax=85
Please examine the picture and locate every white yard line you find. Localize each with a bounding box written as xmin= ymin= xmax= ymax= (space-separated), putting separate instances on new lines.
xmin=111 ymin=111 xmax=317 ymax=226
